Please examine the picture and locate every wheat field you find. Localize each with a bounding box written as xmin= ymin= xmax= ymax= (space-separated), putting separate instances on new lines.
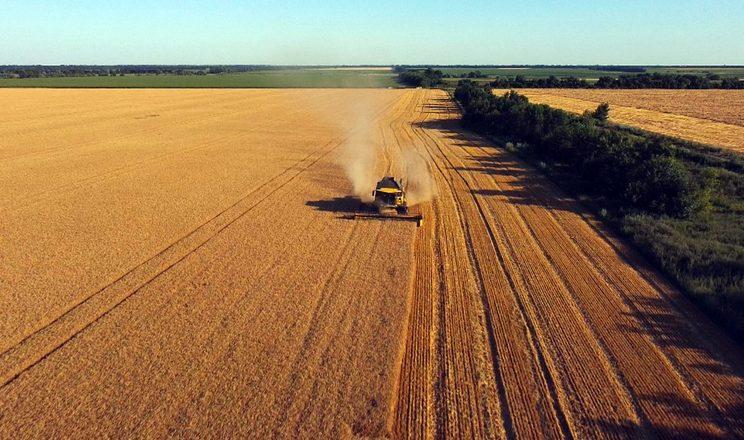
xmin=496 ymin=89 xmax=744 ymax=153
xmin=1 ymin=89 xmax=742 ymax=438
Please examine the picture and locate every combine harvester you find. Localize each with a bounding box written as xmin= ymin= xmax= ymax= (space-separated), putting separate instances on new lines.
xmin=354 ymin=176 xmax=423 ymax=227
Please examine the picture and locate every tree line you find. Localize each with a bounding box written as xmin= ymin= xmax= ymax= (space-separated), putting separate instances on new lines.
xmin=453 ymin=79 xmax=744 ymax=340
xmin=488 ymin=73 xmax=744 ymax=89
xmin=395 ymin=65 xmax=649 ymax=73
xmin=0 ymin=65 xmax=273 ymax=79
xmin=489 ymin=75 xmax=592 ymax=88
xmin=397 ymin=68 xmax=445 ymax=87
xmin=454 ymin=80 xmax=706 ymax=217
xmin=594 ymin=73 xmax=744 ymax=89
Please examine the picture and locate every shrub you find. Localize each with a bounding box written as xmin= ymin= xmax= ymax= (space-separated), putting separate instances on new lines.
xmin=592 ymin=102 xmax=610 ymax=122
xmin=624 ymin=156 xmax=705 ymax=217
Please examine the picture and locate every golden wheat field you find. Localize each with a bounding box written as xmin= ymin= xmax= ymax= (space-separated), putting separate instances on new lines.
xmin=496 ymin=89 xmax=744 ymax=153
xmin=1 ymin=89 xmax=743 ymax=438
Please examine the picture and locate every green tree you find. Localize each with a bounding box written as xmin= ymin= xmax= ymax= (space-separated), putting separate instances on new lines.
xmin=592 ymin=102 xmax=610 ymax=122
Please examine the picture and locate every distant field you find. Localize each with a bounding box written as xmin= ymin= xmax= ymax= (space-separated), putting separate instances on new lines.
xmin=6 ymin=66 xmax=742 ymax=88
xmin=498 ymin=88 xmax=744 ymax=153
xmin=646 ymin=66 xmax=744 ymax=78
xmin=310 ymin=66 xmax=392 ymax=71
xmin=0 ymin=69 xmax=399 ymax=88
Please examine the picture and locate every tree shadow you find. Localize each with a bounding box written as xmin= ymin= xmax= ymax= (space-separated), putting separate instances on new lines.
xmin=414 ymin=118 xmax=469 ymax=142
xmin=619 ymin=297 xmax=696 ymax=350
xmin=413 ymin=114 xmax=585 ymax=215
xmin=587 ymin=417 xmax=728 ymax=440
xmin=587 ymin=394 xmax=744 ymax=438
xmin=620 ymin=293 xmax=744 ymax=366
xmin=413 ymin=110 xmax=501 ymax=149
xmin=470 ymin=188 xmax=575 ymax=212
xmin=609 ymin=293 xmax=744 ymax=436
xmin=451 ymin=164 xmax=535 ymax=179
xmin=422 ymin=97 xmax=456 ymax=115
xmin=422 ymin=104 xmax=451 ymax=114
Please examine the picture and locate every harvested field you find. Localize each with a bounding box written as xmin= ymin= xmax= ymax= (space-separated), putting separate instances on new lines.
xmin=1 ymin=88 xmax=742 ymax=438
xmin=496 ymin=88 xmax=744 ymax=153
xmin=517 ymin=89 xmax=744 ymax=126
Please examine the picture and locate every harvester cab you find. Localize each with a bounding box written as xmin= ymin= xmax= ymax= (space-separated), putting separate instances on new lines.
xmin=372 ymin=176 xmax=409 ymax=214
xmin=354 ymin=176 xmax=423 ymax=226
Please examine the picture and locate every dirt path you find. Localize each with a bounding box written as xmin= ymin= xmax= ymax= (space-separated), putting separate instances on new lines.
xmin=1 ymin=88 xmax=742 ymax=438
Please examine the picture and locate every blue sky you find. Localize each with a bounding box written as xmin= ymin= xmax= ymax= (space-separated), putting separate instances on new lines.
xmin=2 ymin=0 xmax=743 ymax=65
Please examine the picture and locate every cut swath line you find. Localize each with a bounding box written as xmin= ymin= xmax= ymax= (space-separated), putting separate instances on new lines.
xmin=393 ymin=91 xmax=507 ymax=438
xmin=410 ymin=96 xmax=573 ymax=439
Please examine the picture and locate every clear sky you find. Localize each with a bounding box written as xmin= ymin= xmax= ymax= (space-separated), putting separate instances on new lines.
xmin=2 ymin=0 xmax=743 ymax=65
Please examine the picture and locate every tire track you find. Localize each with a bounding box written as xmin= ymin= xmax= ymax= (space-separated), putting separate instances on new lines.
xmin=0 ymin=141 xmax=332 ymax=387
xmin=0 ymin=91 xmax=404 ymax=387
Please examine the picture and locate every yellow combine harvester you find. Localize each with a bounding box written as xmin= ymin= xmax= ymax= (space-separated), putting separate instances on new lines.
xmin=354 ymin=176 xmax=423 ymax=226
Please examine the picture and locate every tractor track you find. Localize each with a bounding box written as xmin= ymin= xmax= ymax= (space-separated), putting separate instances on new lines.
xmin=0 ymin=94 xmax=401 ymax=389
xmin=0 ymin=140 xmax=332 ymax=387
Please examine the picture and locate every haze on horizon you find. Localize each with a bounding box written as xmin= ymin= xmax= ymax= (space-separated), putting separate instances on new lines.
xmin=2 ymin=0 xmax=743 ymax=66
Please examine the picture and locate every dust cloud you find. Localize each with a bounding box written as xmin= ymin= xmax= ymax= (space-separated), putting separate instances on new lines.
xmin=336 ymin=96 xmax=436 ymax=206
xmin=401 ymin=150 xmax=436 ymax=206
xmin=339 ymin=121 xmax=378 ymax=202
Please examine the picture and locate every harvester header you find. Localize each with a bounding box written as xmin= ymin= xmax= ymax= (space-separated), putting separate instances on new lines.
xmin=353 ymin=176 xmax=423 ymax=226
